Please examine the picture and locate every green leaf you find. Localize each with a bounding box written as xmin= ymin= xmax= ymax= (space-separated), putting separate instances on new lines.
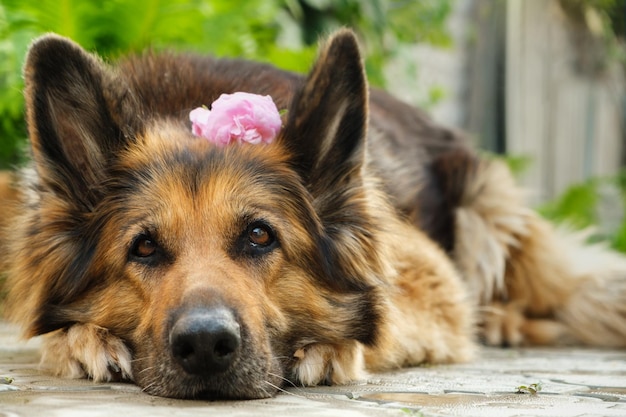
xmin=516 ymin=382 xmax=542 ymax=395
xmin=539 ymin=182 xmax=598 ymax=229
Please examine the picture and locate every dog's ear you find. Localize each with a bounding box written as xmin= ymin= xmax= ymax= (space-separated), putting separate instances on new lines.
xmin=23 ymin=34 xmax=138 ymax=208
xmin=279 ymin=31 xmax=382 ymax=283
xmin=280 ymin=29 xmax=368 ymax=194
xmin=278 ymin=33 xmax=384 ymax=345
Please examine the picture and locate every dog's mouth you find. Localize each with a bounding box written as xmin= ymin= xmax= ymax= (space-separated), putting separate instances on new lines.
xmin=131 ymin=306 xmax=286 ymax=399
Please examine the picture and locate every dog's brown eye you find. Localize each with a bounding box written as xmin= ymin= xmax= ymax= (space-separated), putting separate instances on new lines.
xmin=129 ymin=232 xmax=172 ymax=266
xmin=249 ymin=225 xmax=272 ymax=247
xmin=239 ymin=221 xmax=278 ymax=257
xmin=131 ymin=235 xmax=157 ymax=258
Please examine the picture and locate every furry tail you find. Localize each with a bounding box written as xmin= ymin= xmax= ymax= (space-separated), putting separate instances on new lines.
xmin=542 ymin=228 xmax=626 ymax=346
xmin=435 ymin=151 xmax=626 ymax=347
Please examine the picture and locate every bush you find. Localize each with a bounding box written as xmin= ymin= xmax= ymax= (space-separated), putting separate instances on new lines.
xmin=0 ymin=0 xmax=452 ymax=168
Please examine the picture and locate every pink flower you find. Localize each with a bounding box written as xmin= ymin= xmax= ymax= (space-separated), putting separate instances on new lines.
xmin=189 ymin=92 xmax=282 ymax=146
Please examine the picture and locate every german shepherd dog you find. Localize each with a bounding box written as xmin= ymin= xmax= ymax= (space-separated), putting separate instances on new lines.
xmin=2 ymin=29 xmax=626 ymax=399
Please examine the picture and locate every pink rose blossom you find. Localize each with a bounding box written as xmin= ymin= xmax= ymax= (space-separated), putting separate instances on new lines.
xmin=189 ymin=92 xmax=282 ymax=146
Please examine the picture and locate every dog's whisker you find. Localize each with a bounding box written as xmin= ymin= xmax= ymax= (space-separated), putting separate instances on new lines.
xmin=271 ymin=355 xmax=293 ymax=360
xmin=137 ymin=366 xmax=156 ymax=376
xmin=263 ymin=380 xmax=304 ymax=398
xmin=140 ymin=381 xmax=156 ymax=393
xmin=266 ymin=371 xmax=299 ymax=389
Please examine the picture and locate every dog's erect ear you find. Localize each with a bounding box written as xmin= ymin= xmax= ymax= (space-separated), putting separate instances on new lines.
xmin=23 ymin=34 xmax=138 ymax=207
xmin=278 ymin=32 xmax=384 ymax=345
xmin=278 ymin=30 xmax=381 ymax=284
xmin=280 ymin=29 xmax=368 ymax=194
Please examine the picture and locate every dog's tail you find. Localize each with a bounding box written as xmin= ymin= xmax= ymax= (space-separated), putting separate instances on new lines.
xmin=434 ymin=150 xmax=626 ymax=347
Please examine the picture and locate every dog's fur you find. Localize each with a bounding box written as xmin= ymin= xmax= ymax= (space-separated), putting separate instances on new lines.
xmin=1 ymin=30 xmax=625 ymax=399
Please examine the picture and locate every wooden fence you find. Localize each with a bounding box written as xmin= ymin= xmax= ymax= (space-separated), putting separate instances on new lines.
xmin=505 ymin=0 xmax=625 ymax=203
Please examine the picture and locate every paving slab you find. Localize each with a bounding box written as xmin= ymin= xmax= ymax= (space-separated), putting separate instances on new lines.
xmin=1 ymin=321 xmax=625 ymax=417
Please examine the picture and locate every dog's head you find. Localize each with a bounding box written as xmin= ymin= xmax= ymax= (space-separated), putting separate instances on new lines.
xmin=7 ymin=30 xmax=391 ymax=399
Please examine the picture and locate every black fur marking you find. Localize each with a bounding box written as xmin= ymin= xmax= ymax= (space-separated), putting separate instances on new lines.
xmin=414 ymin=148 xmax=480 ymax=253
xmin=415 ymin=164 xmax=457 ymax=253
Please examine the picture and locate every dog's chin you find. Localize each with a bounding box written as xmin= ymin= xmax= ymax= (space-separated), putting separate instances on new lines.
xmin=139 ymin=376 xmax=279 ymax=400
xmin=131 ymin=347 xmax=284 ymax=400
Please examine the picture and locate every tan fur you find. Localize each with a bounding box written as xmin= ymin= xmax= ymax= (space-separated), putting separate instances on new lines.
xmin=0 ymin=171 xmax=18 ymax=264
xmin=362 ymin=210 xmax=475 ymax=371
xmin=0 ymin=171 xmax=19 ymax=314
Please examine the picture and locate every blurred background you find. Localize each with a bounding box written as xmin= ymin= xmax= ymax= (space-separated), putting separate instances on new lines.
xmin=1 ymin=0 xmax=626 ymax=248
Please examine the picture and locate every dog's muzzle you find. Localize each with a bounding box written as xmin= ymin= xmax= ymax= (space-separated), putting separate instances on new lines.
xmin=169 ymin=307 xmax=241 ymax=376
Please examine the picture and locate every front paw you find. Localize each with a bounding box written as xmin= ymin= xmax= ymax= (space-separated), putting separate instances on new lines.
xmin=41 ymin=324 xmax=133 ymax=382
xmin=291 ymin=342 xmax=365 ymax=386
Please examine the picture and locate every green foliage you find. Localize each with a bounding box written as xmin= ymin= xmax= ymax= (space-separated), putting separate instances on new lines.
xmin=610 ymin=220 xmax=626 ymax=252
xmin=284 ymin=0 xmax=453 ymax=86
xmin=0 ymin=0 xmax=452 ymax=168
xmin=559 ymin=0 xmax=626 ymax=67
xmin=606 ymin=172 xmax=626 ymax=252
xmin=498 ymin=153 xmax=626 ymax=253
xmin=400 ymin=408 xmax=425 ymax=417
xmin=0 ymin=4 xmax=31 ymax=169
xmin=539 ymin=181 xmax=599 ymax=230
xmin=538 ymin=173 xmax=626 ymax=252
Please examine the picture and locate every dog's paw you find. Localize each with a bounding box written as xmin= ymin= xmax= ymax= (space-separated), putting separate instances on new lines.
xmin=480 ymin=302 xmax=574 ymax=346
xmin=291 ymin=342 xmax=366 ymax=386
xmin=41 ymin=324 xmax=133 ymax=382
xmin=480 ymin=302 xmax=525 ymax=346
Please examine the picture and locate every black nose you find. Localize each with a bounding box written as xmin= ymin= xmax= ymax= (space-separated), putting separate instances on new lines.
xmin=169 ymin=307 xmax=241 ymax=375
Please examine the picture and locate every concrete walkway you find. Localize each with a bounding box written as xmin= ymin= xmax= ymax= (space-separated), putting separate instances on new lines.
xmin=1 ymin=321 xmax=625 ymax=417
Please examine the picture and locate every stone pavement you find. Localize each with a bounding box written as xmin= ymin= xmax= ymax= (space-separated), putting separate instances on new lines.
xmin=1 ymin=321 xmax=625 ymax=417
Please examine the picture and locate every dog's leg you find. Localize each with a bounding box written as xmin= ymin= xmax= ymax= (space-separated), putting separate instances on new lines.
xmin=452 ymin=156 xmax=626 ymax=347
xmin=364 ymin=222 xmax=477 ymax=371
xmin=292 ymin=341 xmax=366 ymax=386
xmin=40 ymin=324 xmax=133 ymax=382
